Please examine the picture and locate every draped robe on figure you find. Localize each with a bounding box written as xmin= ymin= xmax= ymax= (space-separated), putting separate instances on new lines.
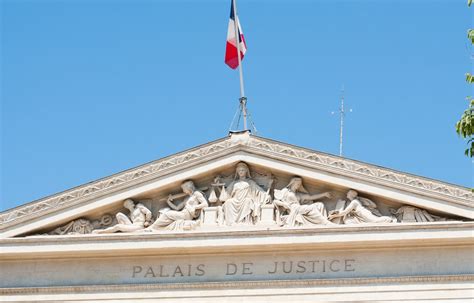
xmin=149 ymin=191 xmax=207 ymax=231
xmin=342 ymin=198 xmax=394 ymax=224
xmin=222 ymin=179 xmax=268 ymax=225
xmin=276 ymin=188 xmax=330 ymax=227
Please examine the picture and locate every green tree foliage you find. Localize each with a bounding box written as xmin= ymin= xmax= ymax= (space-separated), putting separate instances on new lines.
xmin=456 ymin=1 xmax=474 ymax=157
xmin=456 ymin=97 xmax=473 ymax=157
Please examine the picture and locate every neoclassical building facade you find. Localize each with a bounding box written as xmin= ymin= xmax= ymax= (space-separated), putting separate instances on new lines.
xmin=1 ymin=131 xmax=473 ymax=302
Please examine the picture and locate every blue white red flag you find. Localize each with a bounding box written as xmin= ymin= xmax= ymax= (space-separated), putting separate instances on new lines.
xmin=225 ymin=0 xmax=247 ymax=69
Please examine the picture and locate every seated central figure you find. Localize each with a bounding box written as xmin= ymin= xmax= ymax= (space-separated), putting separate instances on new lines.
xmin=221 ymin=162 xmax=270 ymax=225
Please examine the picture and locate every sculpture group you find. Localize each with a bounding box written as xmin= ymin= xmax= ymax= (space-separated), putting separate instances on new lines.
xmin=44 ymin=161 xmax=450 ymax=235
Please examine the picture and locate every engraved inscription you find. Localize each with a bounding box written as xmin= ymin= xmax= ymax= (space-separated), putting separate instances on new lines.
xmin=267 ymin=259 xmax=355 ymax=274
xmin=226 ymin=262 xmax=254 ymax=275
xmin=132 ymin=264 xmax=206 ymax=278
xmin=132 ymin=259 xmax=356 ymax=280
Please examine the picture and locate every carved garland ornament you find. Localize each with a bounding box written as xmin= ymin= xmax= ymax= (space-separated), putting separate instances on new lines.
xmin=246 ymin=138 xmax=472 ymax=203
xmin=0 ymin=139 xmax=236 ymax=228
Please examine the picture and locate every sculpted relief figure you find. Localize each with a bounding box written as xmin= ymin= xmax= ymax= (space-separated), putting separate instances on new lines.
xmin=147 ymin=180 xmax=208 ymax=231
xmin=207 ymin=175 xmax=227 ymax=225
xmin=220 ymin=162 xmax=271 ymax=225
xmin=273 ymin=177 xmax=334 ymax=227
xmin=329 ymin=190 xmax=396 ymax=224
xmin=391 ymin=205 xmax=448 ymax=223
xmin=45 ymin=214 xmax=114 ymax=235
xmin=93 ymin=199 xmax=152 ymax=234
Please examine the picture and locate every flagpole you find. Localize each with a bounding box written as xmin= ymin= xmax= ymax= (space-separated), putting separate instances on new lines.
xmin=232 ymin=0 xmax=248 ymax=130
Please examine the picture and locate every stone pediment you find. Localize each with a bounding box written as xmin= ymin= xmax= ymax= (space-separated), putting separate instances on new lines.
xmin=0 ymin=131 xmax=472 ymax=238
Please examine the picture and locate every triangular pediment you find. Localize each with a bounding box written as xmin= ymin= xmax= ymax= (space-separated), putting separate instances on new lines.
xmin=1 ymin=132 xmax=472 ymax=238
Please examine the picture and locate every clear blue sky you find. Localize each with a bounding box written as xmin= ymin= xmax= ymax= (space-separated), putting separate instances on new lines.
xmin=1 ymin=0 xmax=472 ymax=211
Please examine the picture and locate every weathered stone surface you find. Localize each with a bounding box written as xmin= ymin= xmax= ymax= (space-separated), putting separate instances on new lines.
xmin=2 ymin=244 xmax=473 ymax=288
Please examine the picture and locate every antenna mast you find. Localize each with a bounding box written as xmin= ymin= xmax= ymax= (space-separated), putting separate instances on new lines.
xmin=339 ymin=86 xmax=345 ymax=156
xmin=332 ymin=85 xmax=351 ymax=157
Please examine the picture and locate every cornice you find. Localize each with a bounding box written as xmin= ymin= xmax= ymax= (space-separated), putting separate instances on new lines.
xmin=2 ymin=221 xmax=472 ymax=245
xmin=246 ymin=136 xmax=473 ymax=206
xmin=1 ymin=135 xmax=472 ymax=232
xmin=1 ymin=222 xmax=472 ymax=260
xmin=1 ymin=275 xmax=472 ymax=295
xmin=0 ymin=137 xmax=237 ymax=230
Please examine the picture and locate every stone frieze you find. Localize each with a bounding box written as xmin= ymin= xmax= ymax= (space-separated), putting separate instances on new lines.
xmin=1 ymin=135 xmax=472 ymax=233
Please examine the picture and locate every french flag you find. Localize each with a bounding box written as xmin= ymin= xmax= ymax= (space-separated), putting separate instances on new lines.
xmin=225 ymin=0 xmax=247 ymax=69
